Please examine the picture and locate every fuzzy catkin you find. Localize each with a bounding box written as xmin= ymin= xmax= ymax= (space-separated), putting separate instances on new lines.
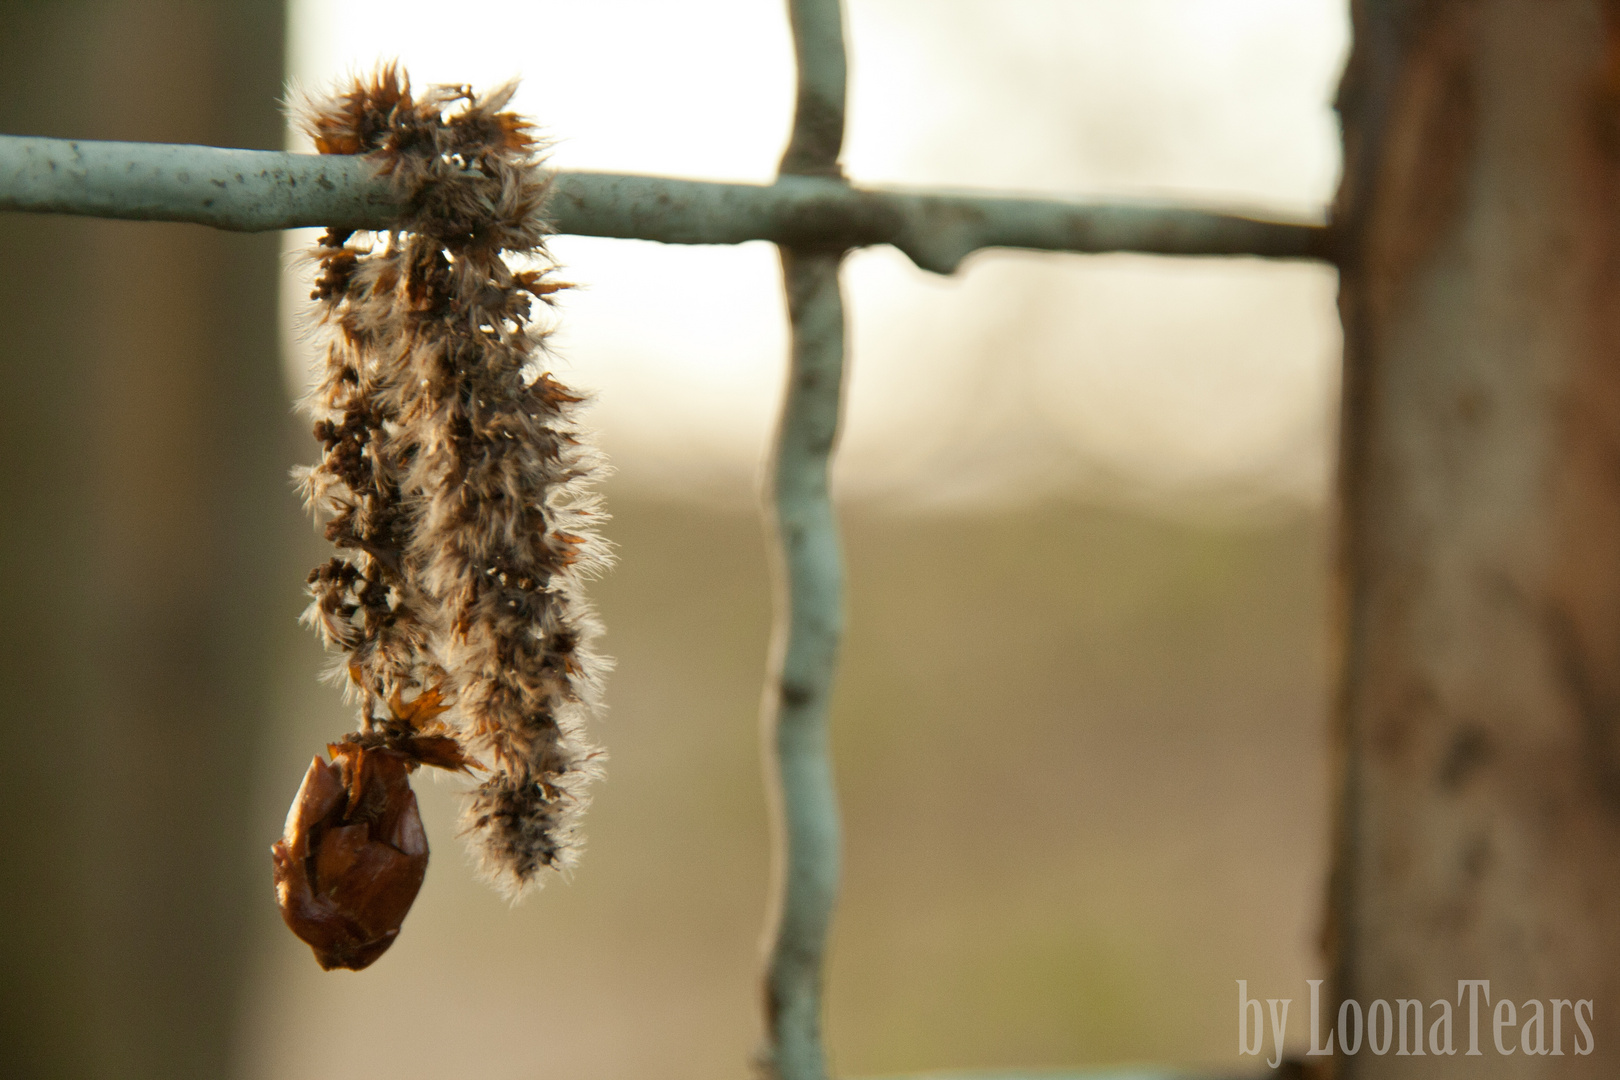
xmin=294 ymin=67 xmax=610 ymax=896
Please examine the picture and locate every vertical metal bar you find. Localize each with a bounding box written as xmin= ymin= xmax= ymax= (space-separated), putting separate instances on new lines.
xmin=778 ymin=0 xmax=848 ymax=178
xmin=759 ymin=3 xmax=849 ymax=1080
xmin=760 ymin=246 xmax=846 ymax=1080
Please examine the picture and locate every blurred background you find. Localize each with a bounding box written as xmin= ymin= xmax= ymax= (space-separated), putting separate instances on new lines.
xmin=0 ymin=2 xmax=1346 ymax=1078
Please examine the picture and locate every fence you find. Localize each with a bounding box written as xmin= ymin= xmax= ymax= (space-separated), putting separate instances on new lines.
xmin=0 ymin=2 xmax=1331 ymax=1078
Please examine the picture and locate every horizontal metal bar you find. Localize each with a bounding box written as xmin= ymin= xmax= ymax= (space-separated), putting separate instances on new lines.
xmin=858 ymin=1070 xmax=1259 ymax=1080
xmin=550 ymin=173 xmax=1330 ymax=273
xmin=0 ymin=134 xmax=1330 ymax=273
xmin=0 ymin=134 xmax=396 ymax=232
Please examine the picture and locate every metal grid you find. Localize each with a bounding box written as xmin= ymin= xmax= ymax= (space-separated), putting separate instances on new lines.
xmin=0 ymin=2 xmax=1332 ymax=1078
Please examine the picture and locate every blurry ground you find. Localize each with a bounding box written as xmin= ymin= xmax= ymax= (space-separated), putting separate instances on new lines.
xmin=239 ymin=487 xmax=1330 ymax=1079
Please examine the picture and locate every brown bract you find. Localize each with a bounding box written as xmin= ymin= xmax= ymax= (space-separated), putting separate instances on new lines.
xmin=272 ymin=744 xmax=428 ymax=971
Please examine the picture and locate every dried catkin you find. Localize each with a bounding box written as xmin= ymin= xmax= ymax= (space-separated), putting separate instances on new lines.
xmin=292 ymin=67 xmax=610 ymax=899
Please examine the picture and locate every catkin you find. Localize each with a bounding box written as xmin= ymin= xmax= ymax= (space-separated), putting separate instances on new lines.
xmin=294 ymin=67 xmax=610 ymax=896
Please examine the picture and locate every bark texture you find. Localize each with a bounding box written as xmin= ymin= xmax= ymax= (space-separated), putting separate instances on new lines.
xmin=1332 ymin=0 xmax=1620 ymax=1075
xmin=0 ymin=3 xmax=288 ymax=1078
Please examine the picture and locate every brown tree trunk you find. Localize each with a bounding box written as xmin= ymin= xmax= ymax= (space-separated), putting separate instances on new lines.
xmin=0 ymin=3 xmax=290 ymax=1078
xmin=1331 ymin=0 xmax=1620 ymax=1076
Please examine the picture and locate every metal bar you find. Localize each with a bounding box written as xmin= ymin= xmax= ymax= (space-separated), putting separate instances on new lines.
xmin=0 ymin=134 xmax=395 ymax=231
xmin=0 ymin=135 xmax=1330 ymax=272
xmin=860 ymin=1071 xmax=1252 ymax=1080
xmin=779 ymin=0 xmax=848 ymax=176
xmin=757 ymin=4 xmax=850 ymax=1080
xmin=550 ymin=173 xmax=1328 ymax=273
xmin=759 ymin=246 xmax=847 ymax=1080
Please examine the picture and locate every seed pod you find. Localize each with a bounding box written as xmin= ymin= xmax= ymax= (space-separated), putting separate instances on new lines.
xmin=271 ymin=744 xmax=428 ymax=971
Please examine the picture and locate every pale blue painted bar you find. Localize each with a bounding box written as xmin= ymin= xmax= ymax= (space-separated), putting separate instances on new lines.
xmin=759 ymin=4 xmax=851 ymax=1079
xmin=0 ymin=135 xmax=1328 ymax=274
xmin=862 ymin=1071 xmax=1237 ymax=1080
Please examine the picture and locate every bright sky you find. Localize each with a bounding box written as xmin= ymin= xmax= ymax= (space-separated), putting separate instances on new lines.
xmin=283 ymin=0 xmax=1349 ymax=510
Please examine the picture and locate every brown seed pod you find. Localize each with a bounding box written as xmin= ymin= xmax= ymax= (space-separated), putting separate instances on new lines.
xmin=272 ymin=682 xmax=478 ymax=970
xmin=271 ymin=743 xmax=429 ymax=971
